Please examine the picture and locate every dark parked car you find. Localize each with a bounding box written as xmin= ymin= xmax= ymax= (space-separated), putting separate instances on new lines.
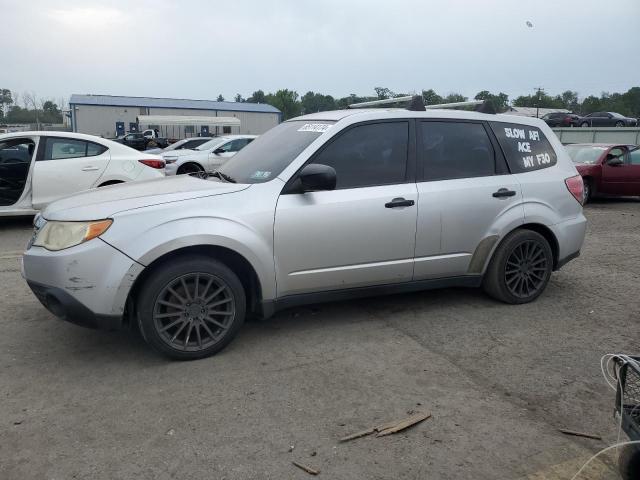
xmin=565 ymin=143 xmax=640 ymax=202
xmin=578 ymin=112 xmax=638 ymax=127
xmin=115 ymin=132 xmax=169 ymax=151
xmin=541 ymin=112 xmax=581 ymax=127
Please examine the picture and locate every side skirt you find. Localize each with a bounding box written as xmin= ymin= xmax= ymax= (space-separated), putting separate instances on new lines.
xmin=260 ymin=275 xmax=483 ymax=319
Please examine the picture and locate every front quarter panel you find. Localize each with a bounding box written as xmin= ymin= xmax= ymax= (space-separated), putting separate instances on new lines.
xmin=100 ymin=182 xmax=281 ymax=300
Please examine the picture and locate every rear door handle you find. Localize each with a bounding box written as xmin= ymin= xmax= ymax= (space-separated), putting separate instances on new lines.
xmin=82 ymin=166 xmax=100 ymax=172
xmin=492 ymin=188 xmax=516 ymax=198
xmin=385 ymin=197 xmax=415 ymax=208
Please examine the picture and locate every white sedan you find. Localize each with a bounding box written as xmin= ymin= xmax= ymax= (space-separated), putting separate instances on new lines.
xmin=162 ymin=135 xmax=256 ymax=176
xmin=0 ymin=131 xmax=165 ymax=216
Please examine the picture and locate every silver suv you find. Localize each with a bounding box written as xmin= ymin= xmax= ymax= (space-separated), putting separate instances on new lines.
xmin=22 ymin=105 xmax=587 ymax=359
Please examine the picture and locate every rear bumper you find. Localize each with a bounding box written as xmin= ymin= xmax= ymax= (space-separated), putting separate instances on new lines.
xmin=27 ymin=280 xmax=122 ymax=330
xmin=550 ymin=213 xmax=587 ymax=270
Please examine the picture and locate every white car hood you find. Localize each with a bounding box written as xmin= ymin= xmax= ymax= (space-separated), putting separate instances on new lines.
xmin=42 ymin=175 xmax=249 ymax=221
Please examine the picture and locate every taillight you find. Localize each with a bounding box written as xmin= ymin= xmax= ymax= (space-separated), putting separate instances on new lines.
xmin=565 ymin=175 xmax=584 ymax=205
xmin=139 ymin=159 xmax=165 ymax=169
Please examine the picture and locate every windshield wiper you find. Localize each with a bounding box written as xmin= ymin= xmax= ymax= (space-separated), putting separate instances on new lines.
xmin=211 ymin=171 xmax=236 ymax=183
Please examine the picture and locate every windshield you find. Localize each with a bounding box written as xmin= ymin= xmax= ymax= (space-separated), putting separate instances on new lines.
xmin=216 ymin=120 xmax=335 ymax=184
xmin=564 ymin=145 xmax=606 ymax=164
xmin=195 ymin=137 xmax=229 ymax=151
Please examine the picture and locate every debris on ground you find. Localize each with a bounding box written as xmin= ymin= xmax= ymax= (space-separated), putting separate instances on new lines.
xmin=339 ymin=411 xmax=431 ymax=442
xmin=292 ymin=461 xmax=320 ymax=475
xmin=558 ymin=428 xmax=602 ymax=440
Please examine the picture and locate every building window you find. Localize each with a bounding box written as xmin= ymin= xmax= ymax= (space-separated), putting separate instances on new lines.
xmin=185 ymin=125 xmax=195 ymax=135
xmin=223 ymin=126 xmax=232 ymax=134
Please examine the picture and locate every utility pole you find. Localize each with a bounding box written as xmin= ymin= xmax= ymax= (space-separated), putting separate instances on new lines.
xmin=534 ymin=86 xmax=544 ymax=118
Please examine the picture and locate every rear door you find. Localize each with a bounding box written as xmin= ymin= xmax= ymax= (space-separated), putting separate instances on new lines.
xmin=32 ymin=136 xmax=109 ymax=208
xmin=414 ymin=120 xmax=523 ymax=279
xmin=274 ymin=120 xmax=417 ymax=296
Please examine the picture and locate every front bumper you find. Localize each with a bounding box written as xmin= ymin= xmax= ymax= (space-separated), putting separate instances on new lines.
xmin=22 ymin=238 xmax=144 ymax=330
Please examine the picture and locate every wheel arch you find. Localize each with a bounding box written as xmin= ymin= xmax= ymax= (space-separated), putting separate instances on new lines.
xmin=177 ymin=161 xmax=205 ymax=174
xmin=126 ymin=244 xmax=265 ymax=326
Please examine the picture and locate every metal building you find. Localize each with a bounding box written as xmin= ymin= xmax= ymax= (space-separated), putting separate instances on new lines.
xmin=69 ymin=94 xmax=282 ymax=139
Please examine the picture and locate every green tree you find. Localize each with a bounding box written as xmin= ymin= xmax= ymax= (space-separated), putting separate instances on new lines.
xmin=374 ymin=87 xmax=395 ymax=100
xmin=265 ymin=89 xmax=301 ymax=120
xmin=421 ymin=89 xmax=443 ymax=106
xmin=300 ymin=91 xmax=336 ymax=113
xmin=216 ymin=94 xmax=225 ymax=102
xmin=444 ymin=93 xmax=468 ymax=103
xmin=474 ymin=91 xmax=509 ymax=112
xmin=246 ymin=90 xmax=266 ymax=103
xmin=234 ymin=93 xmax=244 ymax=103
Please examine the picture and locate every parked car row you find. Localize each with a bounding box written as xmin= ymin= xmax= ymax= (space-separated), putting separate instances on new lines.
xmin=543 ymin=111 xmax=638 ymax=128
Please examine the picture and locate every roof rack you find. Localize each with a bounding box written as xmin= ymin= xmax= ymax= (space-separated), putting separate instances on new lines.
xmin=347 ymin=95 xmax=494 ymax=113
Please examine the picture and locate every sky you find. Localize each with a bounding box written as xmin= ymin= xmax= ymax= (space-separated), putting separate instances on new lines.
xmin=2 ymin=0 xmax=639 ymax=106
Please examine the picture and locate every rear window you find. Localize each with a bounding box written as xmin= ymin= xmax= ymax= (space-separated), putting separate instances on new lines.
xmin=489 ymin=122 xmax=557 ymax=173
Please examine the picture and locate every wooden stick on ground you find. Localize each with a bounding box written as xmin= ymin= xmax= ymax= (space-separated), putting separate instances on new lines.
xmin=558 ymin=428 xmax=602 ymax=440
xmin=376 ymin=412 xmax=432 ymax=437
xmin=292 ymin=461 xmax=320 ymax=475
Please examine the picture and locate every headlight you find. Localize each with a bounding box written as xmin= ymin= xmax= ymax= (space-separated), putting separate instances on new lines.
xmin=32 ymin=219 xmax=113 ymax=251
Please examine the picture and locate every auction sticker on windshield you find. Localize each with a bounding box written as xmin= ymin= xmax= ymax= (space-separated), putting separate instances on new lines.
xmin=297 ymin=123 xmax=333 ymax=133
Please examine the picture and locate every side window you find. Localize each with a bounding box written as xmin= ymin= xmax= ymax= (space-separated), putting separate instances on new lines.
xmin=629 ymin=149 xmax=640 ymax=165
xmin=311 ymin=121 xmax=408 ymax=189
xmin=222 ymin=126 xmax=232 ymax=134
xmin=608 ymin=147 xmax=626 ymax=163
xmin=489 ymin=122 xmax=557 ymax=173
xmin=86 ymin=142 xmax=108 ymax=157
xmin=42 ymin=138 xmax=87 ymax=160
xmin=419 ymin=121 xmax=495 ymax=181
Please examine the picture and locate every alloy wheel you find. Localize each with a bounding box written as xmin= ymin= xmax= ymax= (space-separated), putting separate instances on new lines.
xmin=504 ymin=240 xmax=549 ymax=299
xmin=152 ymin=273 xmax=235 ymax=352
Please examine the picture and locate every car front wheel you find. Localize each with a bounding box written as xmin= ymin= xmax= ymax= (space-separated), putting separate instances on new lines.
xmin=483 ymin=229 xmax=553 ymax=304
xmin=137 ymin=255 xmax=246 ymax=360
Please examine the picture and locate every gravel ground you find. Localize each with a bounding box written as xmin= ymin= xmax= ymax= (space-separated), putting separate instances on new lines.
xmin=1 ymin=199 xmax=639 ymax=480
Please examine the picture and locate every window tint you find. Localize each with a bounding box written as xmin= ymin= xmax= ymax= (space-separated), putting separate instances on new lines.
xmin=629 ymin=149 xmax=640 ymax=165
xmin=420 ymin=121 xmax=495 ymax=181
xmin=489 ymin=122 xmax=557 ymax=173
xmin=42 ymin=138 xmax=106 ymax=160
xmin=311 ymin=122 xmax=408 ymax=189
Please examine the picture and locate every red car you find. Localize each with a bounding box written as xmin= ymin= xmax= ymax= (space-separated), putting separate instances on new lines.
xmin=565 ymin=143 xmax=640 ymax=202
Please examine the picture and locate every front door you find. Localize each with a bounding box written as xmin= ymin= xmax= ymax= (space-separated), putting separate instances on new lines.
xmin=32 ymin=136 xmax=109 ymax=208
xmin=274 ymin=120 xmax=417 ymax=297
xmin=414 ymin=120 xmax=524 ymax=278
xmin=600 ymin=146 xmax=633 ymax=195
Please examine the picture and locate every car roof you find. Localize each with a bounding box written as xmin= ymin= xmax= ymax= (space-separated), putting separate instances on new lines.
xmin=0 ymin=131 xmax=112 ymax=141
xmin=290 ymin=108 xmax=550 ymax=127
xmin=566 ymin=143 xmax=628 ymax=147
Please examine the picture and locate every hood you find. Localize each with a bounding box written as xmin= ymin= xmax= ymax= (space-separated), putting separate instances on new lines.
xmin=42 ymin=175 xmax=249 ymax=221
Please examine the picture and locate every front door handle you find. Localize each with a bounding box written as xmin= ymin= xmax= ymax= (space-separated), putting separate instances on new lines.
xmin=82 ymin=166 xmax=100 ymax=172
xmin=492 ymin=188 xmax=516 ymax=198
xmin=385 ymin=197 xmax=415 ymax=208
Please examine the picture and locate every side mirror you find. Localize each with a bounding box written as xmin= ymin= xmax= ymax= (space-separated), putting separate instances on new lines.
xmin=298 ymin=163 xmax=336 ymax=192
xmin=606 ymin=154 xmax=624 ymax=166
xmin=213 ymin=148 xmax=225 ymax=155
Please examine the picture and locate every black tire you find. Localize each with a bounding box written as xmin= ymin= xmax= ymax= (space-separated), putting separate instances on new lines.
xmin=615 ymin=121 xmax=625 ymax=127
xmin=583 ymin=177 xmax=593 ymax=204
xmin=136 ymin=255 xmax=246 ymax=360
xmin=619 ymin=444 xmax=640 ymax=480
xmin=482 ymin=229 xmax=553 ymax=304
xmin=581 ymin=122 xmax=589 ymax=127
xmin=177 ymin=163 xmax=205 ymax=177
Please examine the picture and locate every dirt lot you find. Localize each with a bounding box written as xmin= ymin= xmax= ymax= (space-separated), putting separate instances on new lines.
xmin=1 ymin=200 xmax=639 ymax=480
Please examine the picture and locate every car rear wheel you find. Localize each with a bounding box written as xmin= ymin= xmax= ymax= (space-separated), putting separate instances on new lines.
xmin=136 ymin=255 xmax=246 ymax=360
xmin=583 ymin=178 xmax=593 ymax=203
xmin=483 ymin=229 xmax=553 ymax=304
xmin=177 ymin=163 xmax=205 ymax=177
